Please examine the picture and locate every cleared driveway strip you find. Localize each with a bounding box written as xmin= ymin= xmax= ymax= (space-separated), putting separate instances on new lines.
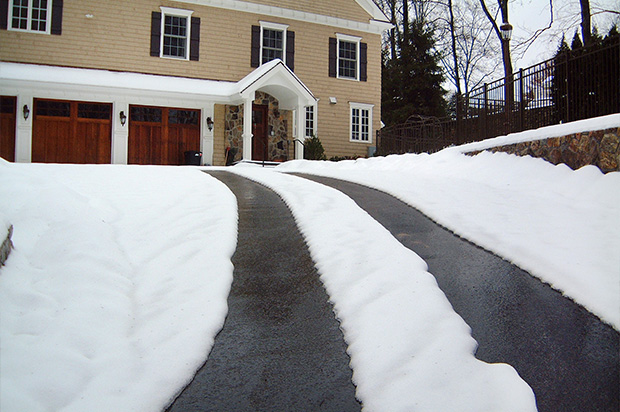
xmin=295 ymin=173 xmax=619 ymax=412
xmin=166 ymin=171 xmax=360 ymax=412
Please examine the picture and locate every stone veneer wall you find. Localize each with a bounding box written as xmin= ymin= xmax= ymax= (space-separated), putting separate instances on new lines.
xmin=467 ymin=127 xmax=620 ymax=173
xmin=224 ymin=92 xmax=292 ymax=163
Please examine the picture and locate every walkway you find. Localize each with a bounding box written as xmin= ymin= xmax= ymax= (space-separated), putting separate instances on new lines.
xmin=295 ymin=174 xmax=619 ymax=412
xmin=166 ymin=171 xmax=360 ymax=411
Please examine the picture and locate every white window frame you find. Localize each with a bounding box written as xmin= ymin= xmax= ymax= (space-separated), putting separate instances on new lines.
xmin=305 ymin=105 xmax=316 ymax=138
xmin=259 ymin=21 xmax=289 ymax=66
xmin=349 ymin=102 xmax=373 ymax=143
xmin=8 ymin=0 xmax=52 ymax=34
xmin=336 ymin=33 xmax=361 ymax=81
xmin=159 ymin=6 xmax=194 ymax=61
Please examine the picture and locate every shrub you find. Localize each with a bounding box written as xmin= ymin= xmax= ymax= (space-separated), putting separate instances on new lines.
xmin=304 ymin=135 xmax=327 ymax=160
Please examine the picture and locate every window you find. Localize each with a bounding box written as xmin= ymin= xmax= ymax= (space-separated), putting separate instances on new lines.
xmin=150 ymin=8 xmax=200 ymax=61
xmin=350 ymin=103 xmax=373 ymax=142
xmin=262 ymin=28 xmax=283 ymax=63
xmin=251 ymin=22 xmax=295 ymax=71
xmin=9 ymin=0 xmax=51 ymax=33
xmin=337 ymin=34 xmax=361 ymax=80
xmin=329 ymin=35 xmax=368 ymax=81
xmin=339 ymin=40 xmax=357 ymax=79
xmin=305 ymin=106 xmax=315 ymax=138
xmin=260 ymin=22 xmax=288 ymax=65
xmin=160 ymin=7 xmax=193 ymax=60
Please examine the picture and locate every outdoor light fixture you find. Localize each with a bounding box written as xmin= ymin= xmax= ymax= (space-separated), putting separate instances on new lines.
xmin=500 ymin=23 xmax=513 ymax=41
xmin=206 ymin=116 xmax=214 ymax=131
xmin=22 ymin=104 xmax=30 ymax=120
xmin=329 ymin=97 xmax=337 ymax=104
xmin=119 ymin=111 xmax=127 ymax=126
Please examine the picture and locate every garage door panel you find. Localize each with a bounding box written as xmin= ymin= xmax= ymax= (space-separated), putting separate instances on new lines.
xmin=76 ymin=120 xmax=111 ymax=164
xmin=1 ymin=96 xmax=16 ymax=162
xmin=32 ymin=99 xmax=111 ymax=164
xmin=129 ymin=106 xmax=200 ymax=165
xmin=32 ymin=116 xmax=71 ymax=163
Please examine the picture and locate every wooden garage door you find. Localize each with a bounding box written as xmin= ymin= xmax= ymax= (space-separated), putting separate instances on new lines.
xmin=0 ymin=96 xmax=16 ymax=162
xmin=32 ymin=99 xmax=112 ymax=164
xmin=129 ymin=106 xmax=200 ymax=165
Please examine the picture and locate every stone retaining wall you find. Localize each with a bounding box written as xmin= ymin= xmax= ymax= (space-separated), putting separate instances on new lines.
xmin=1 ymin=225 xmax=13 ymax=267
xmin=467 ymin=127 xmax=620 ymax=173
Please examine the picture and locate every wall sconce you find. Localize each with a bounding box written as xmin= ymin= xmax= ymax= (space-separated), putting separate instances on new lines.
xmin=206 ymin=116 xmax=213 ymax=131
xmin=119 ymin=111 xmax=127 ymax=126
xmin=23 ymin=104 xmax=30 ymax=120
xmin=329 ymin=97 xmax=337 ymax=104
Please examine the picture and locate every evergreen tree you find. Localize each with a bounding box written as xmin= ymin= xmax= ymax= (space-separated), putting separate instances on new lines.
xmin=382 ymin=20 xmax=447 ymax=126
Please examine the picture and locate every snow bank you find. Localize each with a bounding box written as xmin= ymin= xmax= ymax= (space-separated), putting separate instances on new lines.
xmin=229 ymin=167 xmax=537 ymax=412
xmin=0 ymin=162 xmax=237 ymax=412
xmin=276 ymin=117 xmax=620 ymax=331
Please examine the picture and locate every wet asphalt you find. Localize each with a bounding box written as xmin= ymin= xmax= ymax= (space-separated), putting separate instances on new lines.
xmin=294 ymin=173 xmax=619 ymax=412
xmin=165 ymin=171 xmax=360 ymax=412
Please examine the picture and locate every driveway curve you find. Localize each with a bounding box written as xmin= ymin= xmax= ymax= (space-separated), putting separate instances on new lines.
xmin=165 ymin=171 xmax=360 ymax=411
xmin=295 ymin=173 xmax=619 ymax=412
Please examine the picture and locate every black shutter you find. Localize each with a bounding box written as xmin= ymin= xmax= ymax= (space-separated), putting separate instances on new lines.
xmin=50 ymin=0 xmax=63 ymax=35
xmin=189 ymin=16 xmax=200 ymax=61
xmin=251 ymin=25 xmax=260 ymax=67
xmin=286 ymin=30 xmax=295 ymax=71
xmin=150 ymin=12 xmax=161 ymax=57
xmin=328 ymin=37 xmax=337 ymax=78
xmin=0 ymin=0 xmax=8 ymax=30
xmin=360 ymin=42 xmax=367 ymax=82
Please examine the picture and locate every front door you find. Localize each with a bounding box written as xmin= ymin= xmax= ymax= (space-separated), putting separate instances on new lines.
xmin=252 ymin=104 xmax=268 ymax=161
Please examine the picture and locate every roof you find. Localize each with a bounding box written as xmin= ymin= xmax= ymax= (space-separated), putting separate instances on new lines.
xmin=0 ymin=60 xmax=316 ymax=107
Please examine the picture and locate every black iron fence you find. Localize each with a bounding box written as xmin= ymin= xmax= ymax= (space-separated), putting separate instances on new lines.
xmin=377 ymin=36 xmax=619 ymax=155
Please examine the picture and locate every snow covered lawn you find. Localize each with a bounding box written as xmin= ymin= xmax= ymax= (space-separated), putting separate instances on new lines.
xmin=0 ymin=163 xmax=237 ymax=412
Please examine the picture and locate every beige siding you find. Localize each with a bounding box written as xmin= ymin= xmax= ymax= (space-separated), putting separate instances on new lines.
xmin=1 ymin=0 xmax=383 ymax=161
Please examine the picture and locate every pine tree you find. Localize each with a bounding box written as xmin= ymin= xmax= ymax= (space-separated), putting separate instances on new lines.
xmin=381 ymin=20 xmax=447 ymax=126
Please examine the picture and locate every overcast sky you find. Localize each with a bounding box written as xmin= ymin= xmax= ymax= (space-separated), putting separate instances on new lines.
xmin=510 ymin=0 xmax=619 ymax=68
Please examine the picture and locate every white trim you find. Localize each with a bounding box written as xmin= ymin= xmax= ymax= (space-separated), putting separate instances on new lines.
xmin=159 ymin=7 xmax=194 ymax=61
xmin=336 ymin=35 xmax=361 ymax=81
xmin=259 ymin=21 xmax=288 ymax=66
xmin=172 ymin=0 xmax=392 ymax=34
xmin=8 ymin=0 xmax=52 ymax=35
xmin=349 ymin=102 xmax=374 ymax=143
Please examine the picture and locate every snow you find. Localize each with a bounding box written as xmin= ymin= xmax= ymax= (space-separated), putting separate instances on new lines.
xmin=277 ymin=114 xmax=620 ymax=331
xmin=0 ymin=162 xmax=237 ymax=412
xmin=228 ymin=167 xmax=537 ymax=412
xmin=1 ymin=114 xmax=618 ymax=411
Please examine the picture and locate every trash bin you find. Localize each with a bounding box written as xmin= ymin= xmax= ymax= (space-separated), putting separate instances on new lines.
xmin=184 ymin=151 xmax=202 ymax=165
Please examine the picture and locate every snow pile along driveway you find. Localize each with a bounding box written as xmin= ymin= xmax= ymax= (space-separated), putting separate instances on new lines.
xmin=277 ymin=117 xmax=620 ymax=331
xmin=0 ymin=162 xmax=237 ymax=412
xmin=230 ymin=167 xmax=537 ymax=412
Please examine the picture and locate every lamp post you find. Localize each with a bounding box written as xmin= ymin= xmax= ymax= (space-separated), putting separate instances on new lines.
xmin=500 ymin=22 xmax=514 ymax=131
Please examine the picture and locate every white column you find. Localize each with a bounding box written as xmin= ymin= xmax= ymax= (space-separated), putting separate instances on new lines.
xmin=295 ymin=100 xmax=305 ymax=160
xmin=242 ymin=97 xmax=253 ymax=161
xmin=202 ymin=103 xmax=215 ymax=166
xmin=112 ymin=102 xmax=129 ymax=164
xmin=14 ymin=95 xmax=33 ymax=163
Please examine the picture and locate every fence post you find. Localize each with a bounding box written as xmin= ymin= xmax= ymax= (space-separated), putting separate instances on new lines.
xmin=455 ymin=93 xmax=461 ymax=144
xmin=483 ymin=83 xmax=488 ymax=139
xmin=519 ymin=68 xmax=524 ymax=131
xmin=564 ymin=51 xmax=570 ymax=122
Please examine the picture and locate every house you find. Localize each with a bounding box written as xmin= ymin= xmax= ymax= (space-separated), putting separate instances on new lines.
xmin=0 ymin=0 xmax=390 ymax=165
